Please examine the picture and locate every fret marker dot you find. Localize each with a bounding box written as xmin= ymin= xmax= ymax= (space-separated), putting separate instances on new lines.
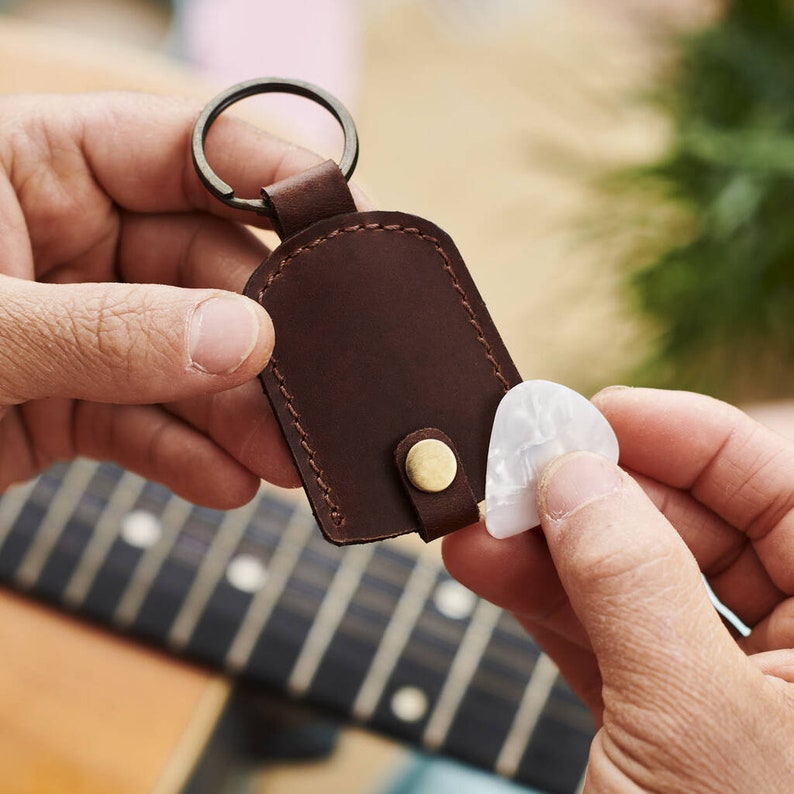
xmin=120 ymin=510 xmax=162 ymax=549
xmin=433 ymin=579 xmax=477 ymax=620
xmin=226 ymin=554 xmax=269 ymax=593
xmin=390 ymin=686 xmax=428 ymax=723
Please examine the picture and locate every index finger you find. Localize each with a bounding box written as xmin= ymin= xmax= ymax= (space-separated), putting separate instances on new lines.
xmin=79 ymin=92 xmax=322 ymax=222
xmin=593 ymin=387 xmax=794 ymax=592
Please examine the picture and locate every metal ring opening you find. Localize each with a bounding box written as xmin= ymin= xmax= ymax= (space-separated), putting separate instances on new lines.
xmin=191 ymin=77 xmax=359 ymax=216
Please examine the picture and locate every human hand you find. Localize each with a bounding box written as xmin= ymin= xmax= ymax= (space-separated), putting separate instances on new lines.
xmin=0 ymin=91 xmax=317 ymax=506
xmin=443 ymin=388 xmax=794 ymax=792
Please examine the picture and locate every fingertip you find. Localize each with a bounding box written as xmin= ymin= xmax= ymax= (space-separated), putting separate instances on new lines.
xmin=537 ymin=451 xmax=623 ymax=531
xmin=263 ymin=458 xmax=302 ymax=490
xmin=590 ymin=384 xmax=633 ymax=412
xmin=187 ymin=293 xmax=273 ymax=378
xmin=249 ymin=297 xmax=275 ymax=368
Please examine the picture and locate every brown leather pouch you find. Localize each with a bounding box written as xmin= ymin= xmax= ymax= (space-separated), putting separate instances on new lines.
xmin=245 ymin=161 xmax=521 ymax=544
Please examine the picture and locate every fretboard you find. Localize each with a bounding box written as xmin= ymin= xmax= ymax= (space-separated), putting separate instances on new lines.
xmin=0 ymin=459 xmax=592 ymax=794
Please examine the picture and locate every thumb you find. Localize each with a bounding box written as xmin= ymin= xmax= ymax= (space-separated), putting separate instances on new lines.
xmin=0 ymin=276 xmax=273 ymax=404
xmin=536 ymin=451 xmax=740 ymax=701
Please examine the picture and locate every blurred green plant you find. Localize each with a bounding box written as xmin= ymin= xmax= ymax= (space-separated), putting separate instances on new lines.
xmin=614 ymin=0 xmax=794 ymax=401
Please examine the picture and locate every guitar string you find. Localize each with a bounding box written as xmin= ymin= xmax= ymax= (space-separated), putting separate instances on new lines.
xmin=268 ymin=528 xmax=537 ymax=691
xmin=14 ymin=459 xmax=99 ymax=590
xmin=0 ymin=460 xmax=592 ymax=740
xmin=63 ymin=470 xmax=580 ymax=724
xmin=241 ymin=509 xmax=541 ymax=651
xmin=0 ymin=468 xmax=523 ymax=664
xmin=198 ymin=496 xmax=552 ymax=736
xmin=314 ymin=599 xmax=564 ymax=717
xmin=3 ymin=465 xmax=593 ymax=793
xmin=62 ymin=470 xmax=147 ymax=608
xmin=10 ymin=467 xmax=582 ymax=717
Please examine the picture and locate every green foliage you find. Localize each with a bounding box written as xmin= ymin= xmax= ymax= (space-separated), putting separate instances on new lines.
xmin=617 ymin=0 xmax=794 ymax=400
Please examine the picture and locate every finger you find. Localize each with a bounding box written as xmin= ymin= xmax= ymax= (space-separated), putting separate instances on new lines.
xmin=40 ymin=210 xmax=271 ymax=291
xmin=1 ymin=93 xmax=320 ymax=227
xmin=116 ymin=211 xmax=270 ymax=292
xmin=748 ymin=649 xmax=794 ymax=684
xmin=441 ymin=522 xmax=589 ymax=647
xmin=74 ymin=401 xmax=259 ymax=509
xmin=167 ymin=379 xmax=300 ymax=489
xmin=537 ymin=451 xmax=742 ymax=702
xmin=634 ymin=472 xmax=785 ymax=627
xmin=594 ymin=387 xmax=794 ymax=593
xmin=442 ymin=523 xmax=601 ymax=715
xmin=0 ymin=175 xmax=32 ymax=279
xmin=0 ymin=275 xmax=273 ymax=405
xmin=741 ymin=597 xmax=794 ymax=655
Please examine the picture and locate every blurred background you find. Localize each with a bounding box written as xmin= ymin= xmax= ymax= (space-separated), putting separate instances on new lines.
xmin=0 ymin=0 xmax=706 ymax=399
xmin=1 ymin=0 xmax=793 ymax=792
xmin=4 ymin=1 xmax=794 ymax=404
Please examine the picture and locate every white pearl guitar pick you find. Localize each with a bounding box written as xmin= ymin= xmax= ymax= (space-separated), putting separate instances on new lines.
xmin=485 ymin=380 xmax=619 ymax=539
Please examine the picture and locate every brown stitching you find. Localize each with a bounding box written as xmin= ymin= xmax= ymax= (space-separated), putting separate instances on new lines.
xmin=261 ymin=222 xmax=512 ymax=527
xmin=271 ymin=358 xmax=344 ymax=526
xmin=259 ymin=223 xmax=511 ymax=390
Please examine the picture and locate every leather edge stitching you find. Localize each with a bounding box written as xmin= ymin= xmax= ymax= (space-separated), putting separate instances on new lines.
xmin=260 ymin=222 xmax=512 ymax=531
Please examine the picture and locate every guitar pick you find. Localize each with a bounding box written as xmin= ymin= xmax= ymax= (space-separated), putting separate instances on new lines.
xmin=485 ymin=380 xmax=619 ymax=539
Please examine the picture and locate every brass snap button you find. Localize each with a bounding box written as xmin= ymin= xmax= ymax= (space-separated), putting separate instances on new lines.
xmin=404 ymin=439 xmax=458 ymax=493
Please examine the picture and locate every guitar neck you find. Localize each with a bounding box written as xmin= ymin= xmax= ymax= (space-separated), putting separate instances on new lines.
xmin=0 ymin=459 xmax=592 ymax=794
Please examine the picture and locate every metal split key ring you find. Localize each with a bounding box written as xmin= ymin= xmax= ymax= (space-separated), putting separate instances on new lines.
xmin=191 ymin=77 xmax=359 ymax=216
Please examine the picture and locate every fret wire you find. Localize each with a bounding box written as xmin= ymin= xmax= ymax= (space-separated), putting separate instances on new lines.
xmin=113 ymin=496 xmax=194 ymax=628
xmin=495 ymin=653 xmax=559 ymax=779
xmin=142 ymin=492 xmax=578 ymax=729
xmin=6 ymin=466 xmax=593 ymax=788
xmin=0 ymin=478 xmax=38 ymax=553
xmin=62 ymin=471 xmax=146 ymax=609
xmin=14 ymin=460 xmax=100 ymax=590
xmin=215 ymin=540 xmax=537 ymax=701
xmin=214 ymin=533 xmax=535 ymax=683
xmin=228 ymin=546 xmax=412 ymax=636
xmin=287 ymin=543 xmax=375 ymax=697
xmin=277 ymin=545 xmax=416 ymax=613
xmin=351 ymin=548 xmax=440 ymax=722
xmin=290 ymin=583 xmax=581 ymax=727
xmin=422 ymin=599 xmax=502 ymax=751
xmin=167 ymin=495 xmax=261 ymax=650
xmin=306 ymin=541 xmax=418 ymax=593
xmin=224 ymin=509 xmax=316 ymax=673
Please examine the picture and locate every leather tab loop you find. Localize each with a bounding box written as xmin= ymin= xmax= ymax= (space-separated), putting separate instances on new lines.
xmin=262 ymin=159 xmax=357 ymax=239
xmin=395 ymin=429 xmax=480 ymax=543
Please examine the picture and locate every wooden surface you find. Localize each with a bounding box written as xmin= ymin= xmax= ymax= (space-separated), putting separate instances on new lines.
xmin=0 ymin=590 xmax=229 ymax=794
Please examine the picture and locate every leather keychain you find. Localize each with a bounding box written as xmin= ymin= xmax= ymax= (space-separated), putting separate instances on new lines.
xmin=192 ymin=78 xmax=522 ymax=545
